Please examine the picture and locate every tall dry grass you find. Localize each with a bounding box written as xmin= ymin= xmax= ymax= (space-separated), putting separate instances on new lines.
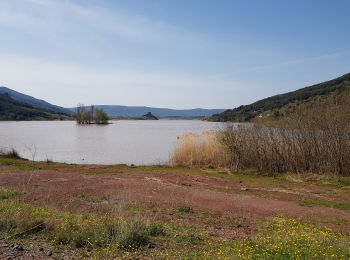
xmin=171 ymin=91 xmax=350 ymax=176
xmin=171 ymin=131 xmax=230 ymax=168
xmin=222 ymin=92 xmax=350 ymax=176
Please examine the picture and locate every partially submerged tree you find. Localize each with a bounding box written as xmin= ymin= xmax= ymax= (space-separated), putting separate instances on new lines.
xmin=76 ymin=104 xmax=109 ymax=124
xmin=95 ymin=109 xmax=109 ymax=124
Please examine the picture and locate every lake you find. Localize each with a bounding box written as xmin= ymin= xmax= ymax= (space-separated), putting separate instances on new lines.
xmin=0 ymin=120 xmax=223 ymax=165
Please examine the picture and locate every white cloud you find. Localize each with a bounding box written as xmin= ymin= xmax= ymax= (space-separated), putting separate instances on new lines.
xmin=0 ymin=0 xmax=211 ymax=47
xmin=0 ymin=54 xmax=237 ymax=108
xmin=0 ymin=0 xmax=237 ymax=109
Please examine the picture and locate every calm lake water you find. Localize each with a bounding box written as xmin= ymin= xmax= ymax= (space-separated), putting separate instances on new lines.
xmin=0 ymin=120 xmax=223 ymax=165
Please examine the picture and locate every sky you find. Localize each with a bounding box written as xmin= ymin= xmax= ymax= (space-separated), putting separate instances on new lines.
xmin=0 ymin=0 xmax=349 ymax=109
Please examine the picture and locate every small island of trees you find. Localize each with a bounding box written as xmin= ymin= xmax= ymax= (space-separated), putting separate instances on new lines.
xmin=76 ymin=104 xmax=109 ymax=124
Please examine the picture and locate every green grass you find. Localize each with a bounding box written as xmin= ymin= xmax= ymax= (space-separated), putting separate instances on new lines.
xmin=300 ymin=199 xmax=350 ymax=211
xmin=78 ymin=193 xmax=108 ymax=204
xmin=193 ymin=218 xmax=350 ymax=259
xmin=0 ymin=200 xmax=155 ymax=251
xmin=0 ymin=188 xmax=19 ymax=200
xmin=0 ymin=199 xmax=349 ymax=259
xmin=147 ymin=223 xmax=166 ymax=237
xmin=232 ymin=218 xmax=350 ymax=259
xmin=177 ymin=205 xmax=194 ymax=214
xmin=0 ymin=156 xmax=65 ymax=172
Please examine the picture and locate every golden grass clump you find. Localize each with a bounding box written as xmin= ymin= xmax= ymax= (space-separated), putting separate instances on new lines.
xmin=171 ymin=131 xmax=230 ymax=168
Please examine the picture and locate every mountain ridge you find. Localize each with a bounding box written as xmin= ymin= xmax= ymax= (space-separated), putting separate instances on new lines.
xmin=0 ymin=93 xmax=70 ymax=121
xmin=209 ymin=72 xmax=350 ymax=122
xmin=0 ymin=86 xmax=72 ymax=115
xmin=68 ymin=105 xmax=225 ymax=118
xmin=0 ymin=86 xmax=226 ymax=119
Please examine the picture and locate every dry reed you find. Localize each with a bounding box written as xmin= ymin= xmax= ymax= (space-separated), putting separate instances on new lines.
xmin=171 ymin=131 xmax=230 ymax=168
xmin=171 ymin=92 xmax=350 ymax=176
xmin=221 ymin=92 xmax=350 ymax=175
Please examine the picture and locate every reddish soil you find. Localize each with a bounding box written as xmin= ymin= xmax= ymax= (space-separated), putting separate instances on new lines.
xmin=0 ymin=168 xmax=349 ymax=233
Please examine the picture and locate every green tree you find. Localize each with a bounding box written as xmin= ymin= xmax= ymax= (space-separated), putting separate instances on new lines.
xmin=95 ymin=109 xmax=109 ymax=124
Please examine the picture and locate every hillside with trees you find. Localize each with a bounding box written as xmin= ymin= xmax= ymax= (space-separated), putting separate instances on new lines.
xmin=209 ymin=73 xmax=350 ymax=122
xmin=0 ymin=86 xmax=71 ymax=115
xmin=0 ymin=93 xmax=71 ymax=121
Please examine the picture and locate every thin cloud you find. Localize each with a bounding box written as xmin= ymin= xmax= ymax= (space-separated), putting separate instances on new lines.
xmin=0 ymin=54 xmax=238 ymax=108
xmin=0 ymin=0 xmax=213 ymax=48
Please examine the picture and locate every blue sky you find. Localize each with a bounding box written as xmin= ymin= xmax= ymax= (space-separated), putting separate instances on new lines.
xmin=0 ymin=0 xmax=349 ymax=108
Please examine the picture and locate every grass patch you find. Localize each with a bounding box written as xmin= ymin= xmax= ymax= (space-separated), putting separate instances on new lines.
xmin=147 ymin=223 xmax=166 ymax=236
xmin=0 ymin=200 xmax=154 ymax=251
xmin=78 ymin=193 xmax=108 ymax=204
xmin=0 ymin=188 xmax=19 ymax=200
xmin=197 ymin=218 xmax=350 ymax=259
xmin=300 ymin=199 xmax=350 ymax=211
xmin=177 ymin=205 xmax=194 ymax=214
xmin=232 ymin=218 xmax=350 ymax=259
xmin=118 ymin=221 xmax=150 ymax=250
xmin=124 ymin=203 xmax=143 ymax=213
xmin=0 ymin=156 xmax=56 ymax=172
xmin=0 ymin=199 xmax=349 ymax=258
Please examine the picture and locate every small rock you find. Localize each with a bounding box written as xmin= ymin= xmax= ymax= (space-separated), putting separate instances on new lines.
xmin=240 ymin=187 xmax=249 ymax=191
xmin=39 ymin=247 xmax=44 ymax=251
xmin=47 ymin=251 xmax=53 ymax=256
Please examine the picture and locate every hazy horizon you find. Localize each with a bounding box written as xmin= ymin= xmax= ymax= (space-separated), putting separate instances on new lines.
xmin=1 ymin=0 xmax=349 ymax=109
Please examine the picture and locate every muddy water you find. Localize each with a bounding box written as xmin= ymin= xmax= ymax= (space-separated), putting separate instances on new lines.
xmin=0 ymin=120 xmax=223 ymax=165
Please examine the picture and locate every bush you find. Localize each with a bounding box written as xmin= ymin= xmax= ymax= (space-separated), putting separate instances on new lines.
xmin=0 ymin=148 xmax=21 ymax=159
xmin=118 ymin=221 xmax=149 ymax=249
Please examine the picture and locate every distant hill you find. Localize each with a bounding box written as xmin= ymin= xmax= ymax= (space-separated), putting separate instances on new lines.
xmin=0 ymin=93 xmax=71 ymax=121
xmin=209 ymin=73 xmax=350 ymax=122
xmin=0 ymin=86 xmax=72 ymax=115
xmin=68 ymin=105 xmax=225 ymax=118
xmin=0 ymin=86 xmax=225 ymax=119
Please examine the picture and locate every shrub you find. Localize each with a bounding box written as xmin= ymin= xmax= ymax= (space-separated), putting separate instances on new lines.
xmin=118 ymin=221 xmax=149 ymax=249
xmin=0 ymin=148 xmax=21 ymax=159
